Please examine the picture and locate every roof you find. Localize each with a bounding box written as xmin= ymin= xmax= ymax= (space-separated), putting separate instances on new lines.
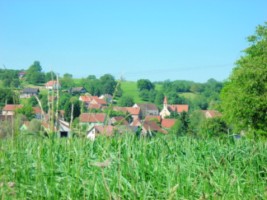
xmin=91 ymin=98 xmax=107 ymax=105
xmin=143 ymin=121 xmax=167 ymax=134
xmin=88 ymin=104 xmax=102 ymax=110
xmin=70 ymin=87 xmax=86 ymax=93
xmin=202 ymin=110 xmax=222 ymax=118
xmin=168 ymin=104 xmax=189 ymax=113
xmin=45 ymin=80 xmax=59 ymax=87
xmin=111 ymin=116 xmax=129 ymax=125
xmin=2 ymin=104 xmax=23 ymax=111
xmin=135 ymin=103 xmax=158 ymax=111
xmin=145 ymin=115 xmax=161 ymax=122
xmin=79 ymin=113 xmax=106 ymax=123
xmin=126 ymin=107 xmax=140 ymax=115
xmin=21 ymin=88 xmax=39 ymax=94
xmin=161 ymin=119 xmax=176 ymax=129
xmin=95 ymin=125 xmax=114 ymax=136
xmin=113 ymin=106 xmax=140 ymax=115
xmin=131 ymin=119 xmax=142 ymax=127
xmin=79 ymin=95 xmax=99 ymax=102
xmin=33 ymin=107 xmax=42 ymax=114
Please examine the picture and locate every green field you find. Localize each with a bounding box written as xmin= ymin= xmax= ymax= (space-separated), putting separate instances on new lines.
xmin=120 ymin=81 xmax=143 ymax=103
xmin=120 ymin=81 xmax=163 ymax=103
xmin=0 ymin=135 xmax=266 ymax=199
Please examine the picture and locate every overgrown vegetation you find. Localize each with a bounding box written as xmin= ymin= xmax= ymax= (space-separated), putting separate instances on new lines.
xmin=0 ymin=135 xmax=266 ymax=199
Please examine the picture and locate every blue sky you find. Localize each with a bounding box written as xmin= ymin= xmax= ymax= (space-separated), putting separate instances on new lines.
xmin=0 ymin=0 xmax=266 ymax=82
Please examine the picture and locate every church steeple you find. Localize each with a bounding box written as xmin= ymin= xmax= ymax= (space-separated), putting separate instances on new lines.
xmin=163 ymin=96 xmax=168 ymax=108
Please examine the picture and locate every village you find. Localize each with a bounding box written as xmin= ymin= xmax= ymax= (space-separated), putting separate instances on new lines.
xmin=0 ymin=77 xmax=222 ymax=140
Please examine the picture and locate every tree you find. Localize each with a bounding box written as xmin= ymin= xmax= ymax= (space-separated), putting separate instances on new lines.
xmin=64 ymin=98 xmax=81 ymax=122
xmin=118 ymin=95 xmax=134 ymax=107
xmin=100 ymin=74 xmax=117 ymax=95
xmin=26 ymin=61 xmax=45 ymax=84
xmin=221 ymin=22 xmax=267 ymax=136
xmin=17 ymin=105 xmax=34 ymax=120
xmin=137 ymin=79 xmax=155 ymax=91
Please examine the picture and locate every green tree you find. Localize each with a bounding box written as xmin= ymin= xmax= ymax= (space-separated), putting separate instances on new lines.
xmin=64 ymin=99 xmax=81 ymax=122
xmin=221 ymin=22 xmax=267 ymax=136
xmin=17 ymin=105 xmax=34 ymax=120
xmin=137 ymin=79 xmax=155 ymax=91
xmin=118 ymin=95 xmax=134 ymax=107
xmin=26 ymin=61 xmax=45 ymax=84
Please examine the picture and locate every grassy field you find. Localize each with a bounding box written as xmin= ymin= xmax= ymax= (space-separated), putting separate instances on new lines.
xmin=0 ymin=135 xmax=266 ymax=199
xmin=120 ymin=81 xmax=163 ymax=103
xmin=120 ymin=81 xmax=143 ymax=103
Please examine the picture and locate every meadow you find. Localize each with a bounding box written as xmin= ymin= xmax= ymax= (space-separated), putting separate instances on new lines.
xmin=0 ymin=134 xmax=266 ymax=199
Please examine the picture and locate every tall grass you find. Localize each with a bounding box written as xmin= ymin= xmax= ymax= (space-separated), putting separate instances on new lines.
xmin=0 ymin=135 xmax=266 ymax=199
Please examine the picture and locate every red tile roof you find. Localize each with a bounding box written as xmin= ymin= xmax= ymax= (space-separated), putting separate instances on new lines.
xmin=161 ymin=119 xmax=176 ymax=129
xmin=79 ymin=113 xmax=106 ymax=123
xmin=95 ymin=125 xmax=114 ymax=136
xmin=111 ymin=116 xmax=129 ymax=125
xmin=2 ymin=104 xmax=23 ymax=111
xmin=91 ymin=98 xmax=107 ymax=105
xmin=143 ymin=121 xmax=167 ymax=134
xmin=88 ymin=104 xmax=102 ymax=110
xmin=33 ymin=107 xmax=42 ymax=114
xmin=113 ymin=106 xmax=140 ymax=116
xmin=131 ymin=119 xmax=142 ymax=127
xmin=45 ymin=80 xmax=59 ymax=87
xmin=168 ymin=104 xmax=189 ymax=113
xmin=126 ymin=107 xmax=140 ymax=115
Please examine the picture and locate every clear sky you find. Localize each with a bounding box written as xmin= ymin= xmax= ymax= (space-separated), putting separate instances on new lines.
xmin=0 ymin=0 xmax=266 ymax=82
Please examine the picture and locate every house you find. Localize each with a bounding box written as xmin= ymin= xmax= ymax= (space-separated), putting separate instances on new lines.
xmin=141 ymin=120 xmax=167 ymax=135
xmin=160 ymin=97 xmax=189 ymax=119
xmin=202 ymin=110 xmax=222 ymax=119
xmin=58 ymin=120 xmax=71 ymax=138
xmin=20 ymin=88 xmax=40 ymax=98
xmin=133 ymin=103 xmax=159 ymax=118
xmin=2 ymin=104 xmax=23 ymax=116
xmin=99 ymin=94 xmax=113 ymax=104
xmin=79 ymin=95 xmax=107 ymax=108
xmin=113 ymin=106 xmax=141 ymax=120
xmin=45 ymin=80 xmax=61 ymax=90
xmin=110 ymin=116 xmax=129 ymax=126
xmin=18 ymin=71 xmax=26 ymax=79
xmin=161 ymin=119 xmax=176 ymax=129
xmin=69 ymin=87 xmax=87 ymax=95
xmin=79 ymin=113 xmax=107 ymax=130
xmin=87 ymin=125 xmax=114 ymax=140
xmin=33 ymin=107 xmax=43 ymax=119
xmin=130 ymin=118 xmax=142 ymax=127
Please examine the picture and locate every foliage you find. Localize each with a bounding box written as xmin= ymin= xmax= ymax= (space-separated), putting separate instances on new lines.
xmin=221 ymin=22 xmax=267 ymax=136
xmin=118 ymin=95 xmax=134 ymax=107
xmin=60 ymin=73 xmax=75 ymax=89
xmin=137 ymin=79 xmax=155 ymax=91
xmin=28 ymin=119 xmax=42 ymax=133
xmin=200 ymin=117 xmax=229 ymax=137
xmin=0 ymin=88 xmax=18 ymax=107
xmin=25 ymin=61 xmax=45 ymax=84
xmin=64 ymin=99 xmax=81 ymax=122
xmin=1 ymin=136 xmax=266 ymax=199
xmin=170 ymin=112 xmax=190 ymax=135
xmin=0 ymin=69 xmax=21 ymax=88
xmin=16 ymin=104 xmax=35 ymax=120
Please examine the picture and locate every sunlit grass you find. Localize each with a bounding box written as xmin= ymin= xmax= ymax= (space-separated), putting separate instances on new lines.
xmin=0 ymin=135 xmax=266 ymax=199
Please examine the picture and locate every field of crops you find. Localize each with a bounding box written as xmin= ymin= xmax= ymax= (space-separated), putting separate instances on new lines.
xmin=0 ymin=134 xmax=266 ymax=199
